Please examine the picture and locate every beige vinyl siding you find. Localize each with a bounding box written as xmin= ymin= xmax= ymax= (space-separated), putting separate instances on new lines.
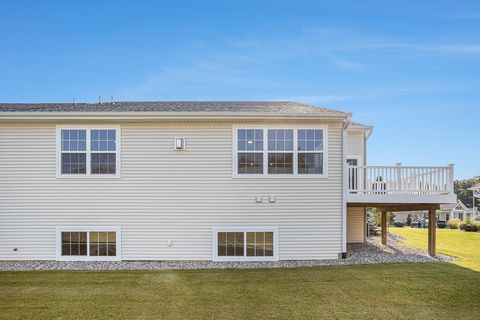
xmin=346 ymin=131 xmax=365 ymax=162
xmin=347 ymin=207 xmax=365 ymax=243
xmin=0 ymin=121 xmax=344 ymax=261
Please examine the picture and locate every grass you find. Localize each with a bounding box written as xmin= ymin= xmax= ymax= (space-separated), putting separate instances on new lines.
xmin=390 ymin=227 xmax=480 ymax=271
xmin=1 ymin=228 xmax=479 ymax=319
xmin=1 ymin=263 xmax=480 ymax=320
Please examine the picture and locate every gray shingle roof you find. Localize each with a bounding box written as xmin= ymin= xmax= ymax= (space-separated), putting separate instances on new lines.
xmin=0 ymin=101 xmax=347 ymax=115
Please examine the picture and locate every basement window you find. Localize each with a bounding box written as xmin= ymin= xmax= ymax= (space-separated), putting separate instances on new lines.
xmin=56 ymin=227 xmax=121 ymax=261
xmin=213 ymin=227 xmax=278 ymax=261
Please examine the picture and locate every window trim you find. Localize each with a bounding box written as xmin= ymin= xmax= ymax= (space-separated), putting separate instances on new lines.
xmin=212 ymin=226 xmax=279 ymax=261
xmin=56 ymin=125 xmax=121 ymax=178
xmin=232 ymin=125 xmax=328 ymax=178
xmin=55 ymin=226 xmax=122 ymax=261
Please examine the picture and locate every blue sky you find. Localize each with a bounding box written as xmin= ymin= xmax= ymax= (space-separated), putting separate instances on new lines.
xmin=1 ymin=1 xmax=479 ymax=179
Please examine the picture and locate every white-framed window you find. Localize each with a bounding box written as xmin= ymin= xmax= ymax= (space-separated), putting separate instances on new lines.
xmin=212 ymin=227 xmax=278 ymax=261
xmin=56 ymin=126 xmax=121 ymax=178
xmin=55 ymin=226 xmax=121 ymax=261
xmin=268 ymin=129 xmax=294 ymax=174
xmin=237 ymin=129 xmax=264 ymax=174
xmin=233 ymin=126 xmax=328 ymax=177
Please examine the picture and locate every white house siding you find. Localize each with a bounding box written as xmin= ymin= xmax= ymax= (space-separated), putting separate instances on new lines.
xmin=0 ymin=121 xmax=344 ymax=261
xmin=347 ymin=207 xmax=365 ymax=243
xmin=346 ymin=131 xmax=365 ymax=163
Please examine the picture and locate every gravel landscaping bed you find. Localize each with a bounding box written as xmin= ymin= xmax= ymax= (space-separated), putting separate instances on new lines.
xmin=0 ymin=233 xmax=456 ymax=271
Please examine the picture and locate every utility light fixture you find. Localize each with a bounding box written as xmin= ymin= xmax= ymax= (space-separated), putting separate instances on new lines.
xmin=174 ymin=137 xmax=186 ymax=150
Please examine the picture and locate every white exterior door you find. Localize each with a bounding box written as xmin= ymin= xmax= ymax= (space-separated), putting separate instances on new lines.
xmin=347 ymin=157 xmax=362 ymax=192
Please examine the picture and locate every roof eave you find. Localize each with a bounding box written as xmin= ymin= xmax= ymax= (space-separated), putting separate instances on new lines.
xmin=346 ymin=123 xmax=373 ymax=139
xmin=0 ymin=111 xmax=352 ymax=122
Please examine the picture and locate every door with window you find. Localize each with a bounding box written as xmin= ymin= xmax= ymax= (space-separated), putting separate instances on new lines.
xmin=347 ymin=157 xmax=362 ymax=192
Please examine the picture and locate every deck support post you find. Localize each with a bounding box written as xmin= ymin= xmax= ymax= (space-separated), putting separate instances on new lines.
xmin=428 ymin=209 xmax=436 ymax=256
xmin=381 ymin=211 xmax=387 ymax=245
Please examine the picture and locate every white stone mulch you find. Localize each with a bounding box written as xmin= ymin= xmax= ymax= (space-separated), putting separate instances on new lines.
xmin=0 ymin=233 xmax=456 ymax=271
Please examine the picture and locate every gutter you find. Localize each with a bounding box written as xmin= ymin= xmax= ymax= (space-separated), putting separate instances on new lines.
xmin=347 ymin=122 xmax=373 ymax=140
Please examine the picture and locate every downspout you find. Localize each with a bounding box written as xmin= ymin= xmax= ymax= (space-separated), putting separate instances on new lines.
xmin=341 ymin=116 xmax=352 ymax=258
xmin=365 ymin=127 xmax=373 ymax=140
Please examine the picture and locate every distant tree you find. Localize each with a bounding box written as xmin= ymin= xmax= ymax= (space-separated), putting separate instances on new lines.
xmin=389 ymin=212 xmax=396 ymax=225
xmin=406 ymin=214 xmax=412 ymax=226
xmin=454 ymin=176 xmax=480 ymax=209
xmin=370 ymin=208 xmax=395 ymax=226
xmin=366 ymin=208 xmax=375 ymax=225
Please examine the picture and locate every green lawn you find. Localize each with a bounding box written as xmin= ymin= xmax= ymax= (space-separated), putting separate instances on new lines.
xmin=390 ymin=227 xmax=480 ymax=272
xmin=1 ymin=263 xmax=480 ymax=320
xmin=2 ymin=229 xmax=480 ymax=319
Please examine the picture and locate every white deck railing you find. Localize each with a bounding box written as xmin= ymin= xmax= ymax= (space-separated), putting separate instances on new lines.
xmin=347 ymin=164 xmax=454 ymax=195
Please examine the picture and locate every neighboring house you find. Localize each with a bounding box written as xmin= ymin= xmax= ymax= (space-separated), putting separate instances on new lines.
xmin=0 ymin=101 xmax=457 ymax=261
xmin=392 ymin=212 xmax=422 ymax=224
xmin=393 ymin=200 xmax=468 ymax=224
xmin=442 ymin=201 xmax=469 ymax=221
xmin=465 ymin=208 xmax=479 ymax=220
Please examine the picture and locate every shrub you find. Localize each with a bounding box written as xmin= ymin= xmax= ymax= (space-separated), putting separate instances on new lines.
xmin=459 ymin=218 xmax=479 ymax=232
xmin=475 ymin=221 xmax=480 ymax=230
xmin=437 ymin=221 xmax=447 ymax=229
xmin=393 ymin=222 xmax=404 ymax=227
xmin=406 ymin=214 xmax=412 ymax=226
xmin=447 ymin=219 xmax=461 ymax=229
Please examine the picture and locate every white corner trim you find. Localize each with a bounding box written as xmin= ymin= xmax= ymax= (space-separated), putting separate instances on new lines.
xmin=55 ymin=125 xmax=122 ymax=179
xmin=212 ymin=226 xmax=279 ymax=261
xmin=342 ymin=128 xmax=347 ymax=253
xmin=55 ymin=226 xmax=122 ymax=261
